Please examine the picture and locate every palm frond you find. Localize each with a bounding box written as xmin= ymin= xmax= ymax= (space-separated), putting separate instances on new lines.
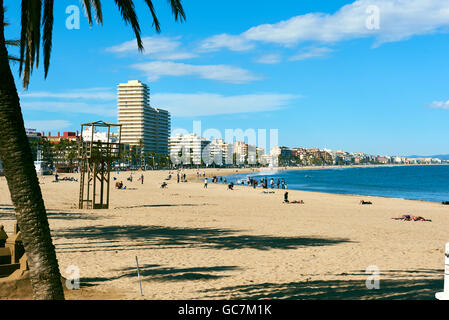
xmin=14 ymin=0 xmax=186 ymax=89
xmin=82 ymin=0 xmax=93 ymax=26
xmin=19 ymin=0 xmax=43 ymax=89
xmin=143 ymin=0 xmax=161 ymax=33
xmin=3 ymin=7 xmax=21 ymax=63
xmin=114 ymin=0 xmax=143 ymax=51
xmin=8 ymin=55 xmax=22 ymax=63
xmin=91 ymin=0 xmax=103 ymax=24
xmin=167 ymin=0 xmax=186 ymax=22
xmin=6 ymin=39 xmax=20 ymax=46
xmin=42 ymin=0 xmax=54 ymax=77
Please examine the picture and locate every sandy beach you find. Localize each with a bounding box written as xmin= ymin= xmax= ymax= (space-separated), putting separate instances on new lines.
xmin=0 ymin=167 xmax=448 ymax=300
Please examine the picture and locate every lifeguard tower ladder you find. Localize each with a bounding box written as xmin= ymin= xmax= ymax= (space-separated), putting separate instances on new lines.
xmin=78 ymin=121 xmax=122 ymax=209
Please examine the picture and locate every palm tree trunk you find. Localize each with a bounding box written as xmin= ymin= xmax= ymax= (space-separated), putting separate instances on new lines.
xmin=0 ymin=4 xmax=64 ymax=300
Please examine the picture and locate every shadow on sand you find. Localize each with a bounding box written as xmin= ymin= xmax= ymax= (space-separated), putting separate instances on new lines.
xmin=113 ymin=203 xmax=209 ymax=210
xmin=1 ymin=205 xmax=104 ymax=222
xmin=46 ymin=211 xmax=106 ymax=221
xmin=200 ymin=269 xmax=443 ymax=300
xmin=54 ymin=225 xmax=352 ymax=253
xmin=81 ymin=265 xmax=241 ymax=285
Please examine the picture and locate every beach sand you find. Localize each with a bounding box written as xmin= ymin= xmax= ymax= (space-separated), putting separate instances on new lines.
xmin=0 ymin=168 xmax=448 ymax=300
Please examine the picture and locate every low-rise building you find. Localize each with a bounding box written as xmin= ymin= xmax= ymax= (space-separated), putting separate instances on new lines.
xmin=169 ymin=133 xmax=211 ymax=166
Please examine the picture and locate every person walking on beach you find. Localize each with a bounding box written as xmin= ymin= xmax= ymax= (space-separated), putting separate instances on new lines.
xmin=204 ymin=178 xmax=208 ymax=189
xmin=177 ymin=172 xmax=180 ymax=184
xmin=140 ymin=174 xmax=144 ymax=185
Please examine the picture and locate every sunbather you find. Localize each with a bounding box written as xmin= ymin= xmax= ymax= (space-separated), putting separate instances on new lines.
xmin=391 ymin=214 xmax=431 ymax=222
xmin=284 ymin=192 xmax=304 ymax=204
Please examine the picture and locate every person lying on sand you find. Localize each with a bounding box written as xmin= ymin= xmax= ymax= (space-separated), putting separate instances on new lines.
xmin=228 ymin=182 xmax=234 ymax=190
xmin=284 ymin=192 xmax=304 ymax=204
xmin=289 ymin=200 xmax=305 ymax=204
xmin=391 ymin=214 xmax=432 ymax=222
xmin=115 ymin=181 xmax=124 ymax=189
xmin=442 ymin=201 xmax=449 ymax=205
xmin=360 ymin=200 xmax=373 ymax=205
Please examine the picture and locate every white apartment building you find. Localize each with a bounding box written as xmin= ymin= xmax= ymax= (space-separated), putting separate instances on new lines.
xmin=82 ymin=129 xmax=119 ymax=143
xmin=211 ymin=139 xmax=233 ymax=165
xmin=118 ymin=80 xmax=170 ymax=155
xmin=169 ymin=134 xmax=211 ymax=166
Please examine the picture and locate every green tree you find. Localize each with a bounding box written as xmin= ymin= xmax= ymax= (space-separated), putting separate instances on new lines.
xmin=0 ymin=0 xmax=185 ymax=300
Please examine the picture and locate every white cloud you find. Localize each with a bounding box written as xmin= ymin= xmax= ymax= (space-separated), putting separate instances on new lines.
xmin=204 ymin=0 xmax=449 ymax=51
xmin=152 ymin=93 xmax=300 ymax=117
xmin=289 ymin=47 xmax=334 ymax=61
xmin=21 ymin=101 xmax=117 ymax=117
xmin=428 ymin=101 xmax=449 ymax=110
xmin=255 ymin=54 xmax=282 ymax=64
xmin=24 ymin=120 xmax=72 ymax=132
xmin=199 ymin=34 xmax=255 ymax=52
xmin=131 ymin=61 xmax=261 ymax=83
xmin=107 ymin=37 xmax=179 ymax=53
xmin=106 ymin=36 xmax=197 ymax=60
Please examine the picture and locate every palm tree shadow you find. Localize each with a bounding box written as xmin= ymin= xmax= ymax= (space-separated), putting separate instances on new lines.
xmin=54 ymin=225 xmax=352 ymax=252
xmin=201 ymin=269 xmax=443 ymax=300
xmin=81 ymin=265 xmax=241 ymax=286
xmin=113 ymin=204 xmax=209 ymax=209
xmin=0 ymin=205 xmax=15 ymax=220
xmin=46 ymin=210 xmax=105 ymax=221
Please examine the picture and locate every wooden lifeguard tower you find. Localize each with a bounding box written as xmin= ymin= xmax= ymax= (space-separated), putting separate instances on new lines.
xmin=78 ymin=121 xmax=122 ymax=209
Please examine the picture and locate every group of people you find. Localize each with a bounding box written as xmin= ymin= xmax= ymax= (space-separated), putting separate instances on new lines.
xmin=177 ymin=172 xmax=187 ymax=183
xmin=196 ymin=171 xmax=206 ymax=178
xmin=53 ymin=173 xmax=78 ymax=182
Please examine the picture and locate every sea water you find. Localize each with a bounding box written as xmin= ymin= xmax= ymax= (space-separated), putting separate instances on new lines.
xmin=222 ymin=165 xmax=449 ymax=203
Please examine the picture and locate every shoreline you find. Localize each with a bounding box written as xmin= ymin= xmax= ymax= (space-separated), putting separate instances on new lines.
xmin=181 ymin=164 xmax=449 ymax=205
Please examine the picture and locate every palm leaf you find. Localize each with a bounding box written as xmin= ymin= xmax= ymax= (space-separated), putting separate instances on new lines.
xmin=3 ymin=7 xmax=22 ymax=63
xmin=167 ymin=0 xmax=186 ymax=22
xmin=15 ymin=0 xmax=186 ymax=89
xmin=8 ymin=55 xmax=22 ymax=63
xmin=42 ymin=0 xmax=53 ymax=77
xmin=6 ymin=39 xmax=20 ymax=46
xmin=114 ymin=0 xmax=143 ymax=51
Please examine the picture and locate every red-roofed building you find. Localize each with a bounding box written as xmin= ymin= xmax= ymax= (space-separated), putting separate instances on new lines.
xmin=43 ymin=131 xmax=80 ymax=144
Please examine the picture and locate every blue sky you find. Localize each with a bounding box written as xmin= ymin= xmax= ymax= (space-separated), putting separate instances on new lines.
xmin=4 ymin=0 xmax=449 ymax=156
